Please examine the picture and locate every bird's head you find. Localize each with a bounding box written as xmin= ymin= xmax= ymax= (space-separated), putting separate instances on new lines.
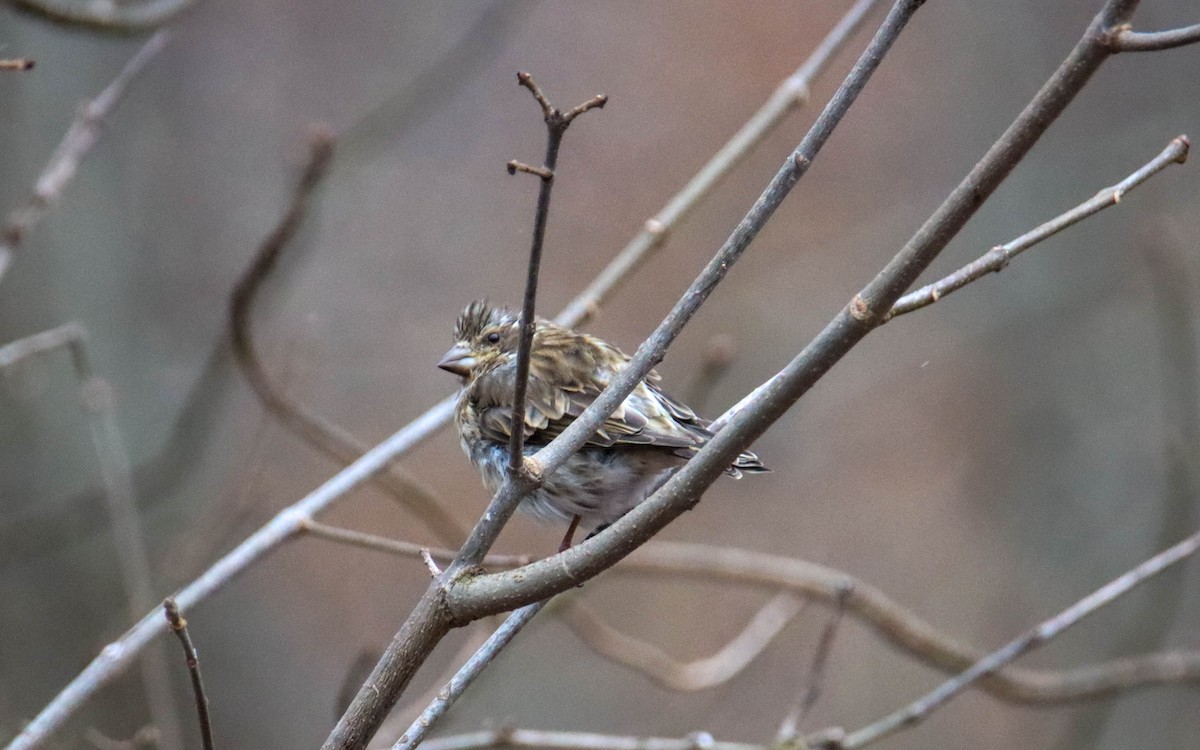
xmin=437 ymin=301 xmax=520 ymax=380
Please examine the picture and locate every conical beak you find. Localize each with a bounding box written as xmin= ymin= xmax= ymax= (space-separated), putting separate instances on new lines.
xmin=437 ymin=344 xmax=476 ymax=377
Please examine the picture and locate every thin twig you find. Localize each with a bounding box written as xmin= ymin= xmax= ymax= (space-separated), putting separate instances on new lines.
xmin=777 ymin=587 xmax=850 ymax=742
xmin=506 ymin=72 xmax=607 ymax=474
xmin=0 ymin=31 xmax=167 ymax=287
xmin=227 ymin=125 xmax=467 ymax=545
xmin=300 ymin=520 xmax=534 ymax=569
xmin=0 ymin=58 xmax=35 ymax=70
xmin=829 ymin=527 xmax=1200 ymax=749
xmin=887 ymin=135 xmax=1190 ymax=320
xmin=13 ymin=0 xmax=193 ymax=30
xmin=418 ymin=728 xmax=760 ymax=750
xmin=684 ymin=334 xmax=738 ymax=413
xmin=163 ymin=600 xmax=215 ymax=750
xmin=392 ymin=601 xmax=550 ymax=750
xmin=560 ymin=593 xmax=804 ymax=692
xmin=1111 ymin=22 xmax=1200 ymax=52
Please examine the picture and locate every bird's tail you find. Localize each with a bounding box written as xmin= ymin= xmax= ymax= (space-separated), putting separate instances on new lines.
xmin=725 ymin=449 xmax=768 ymax=479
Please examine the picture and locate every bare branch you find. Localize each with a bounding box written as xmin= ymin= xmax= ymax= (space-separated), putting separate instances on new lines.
xmin=0 ymin=324 xmax=184 ymax=748
xmin=0 ymin=58 xmax=35 ymax=70
xmin=887 ymin=135 xmax=1190 ymax=319
xmin=163 ymin=600 xmax=215 ymax=750
xmin=830 ymin=527 xmax=1200 ymax=749
xmin=392 ymin=601 xmax=550 ymax=750
xmin=13 ymin=0 xmax=193 ymax=30
xmin=560 ymin=593 xmax=803 ymax=692
xmin=777 ymin=587 xmax=850 ymax=742
xmin=1111 ymin=22 xmax=1200 ymax=52
xmin=417 ymin=728 xmax=760 ymax=750
xmin=0 ymin=31 xmax=167 ymax=287
xmin=300 ymin=520 xmax=535 ymax=569
xmin=554 ymin=0 xmax=884 ymax=327
xmin=227 ymin=125 xmax=467 ymax=545
xmin=506 ymin=72 xmax=607 ymax=474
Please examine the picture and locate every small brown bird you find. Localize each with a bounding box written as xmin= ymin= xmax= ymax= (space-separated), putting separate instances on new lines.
xmin=438 ymin=301 xmax=767 ymax=550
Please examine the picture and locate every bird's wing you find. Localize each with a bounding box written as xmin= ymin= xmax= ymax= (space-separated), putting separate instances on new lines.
xmin=473 ymin=332 xmax=709 ymax=451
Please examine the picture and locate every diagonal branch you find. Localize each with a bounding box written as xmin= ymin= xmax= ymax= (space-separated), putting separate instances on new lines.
xmin=0 ymin=31 xmax=167 ymax=288
xmin=887 ymin=135 xmax=1190 ymax=319
xmin=830 ymin=527 xmax=1200 ymax=749
xmin=392 ymin=601 xmax=549 ymax=750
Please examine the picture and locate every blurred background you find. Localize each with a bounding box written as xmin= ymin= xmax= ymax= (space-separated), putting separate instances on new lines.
xmin=1 ymin=1 xmax=1199 ymax=748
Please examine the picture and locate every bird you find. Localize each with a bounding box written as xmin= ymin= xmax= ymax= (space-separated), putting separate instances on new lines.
xmin=438 ymin=300 xmax=767 ymax=551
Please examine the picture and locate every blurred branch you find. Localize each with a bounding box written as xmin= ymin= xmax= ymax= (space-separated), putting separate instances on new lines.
xmin=418 ymin=728 xmax=758 ymax=750
xmin=560 ymin=593 xmax=804 ymax=692
xmin=0 ymin=30 xmax=167 ymax=287
xmin=1111 ymin=22 xmax=1200 ymax=52
xmin=554 ymin=0 xmax=884 ymax=327
xmin=829 ymin=527 xmax=1200 ymax=749
xmin=776 ymin=587 xmax=849 ymax=743
xmin=684 ymin=334 xmax=737 ymax=413
xmin=0 ymin=324 xmax=184 ymax=749
xmin=887 ymin=135 xmax=1190 ymax=319
xmin=505 ymin=71 xmax=607 ymax=473
xmin=227 ymin=125 xmax=467 ymax=545
xmin=292 ymin=522 xmax=1200 ymax=702
xmin=328 ymin=6 xmax=921 ymax=747
xmin=163 ymin=600 xmax=214 ymax=750
xmin=392 ymin=602 xmax=549 ymax=750
xmin=0 ymin=58 xmax=34 ymax=70
xmin=12 ymin=0 xmax=193 ymax=31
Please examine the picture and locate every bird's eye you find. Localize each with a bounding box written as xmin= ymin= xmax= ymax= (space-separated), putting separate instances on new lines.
xmin=486 ymin=332 xmax=501 ymax=344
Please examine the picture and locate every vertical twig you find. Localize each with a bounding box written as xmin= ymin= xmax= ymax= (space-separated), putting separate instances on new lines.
xmin=163 ymin=599 xmax=215 ymax=750
xmin=0 ymin=325 xmax=184 ymax=749
xmin=505 ymin=72 xmax=607 ymax=474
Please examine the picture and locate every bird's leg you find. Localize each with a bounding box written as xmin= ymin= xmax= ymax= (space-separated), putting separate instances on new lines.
xmin=558 ymin=515 xmax=582 ymax=553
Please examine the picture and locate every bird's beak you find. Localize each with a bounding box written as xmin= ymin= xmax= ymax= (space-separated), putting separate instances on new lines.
xmin=437 ymin=344 xmax=476 ymax=377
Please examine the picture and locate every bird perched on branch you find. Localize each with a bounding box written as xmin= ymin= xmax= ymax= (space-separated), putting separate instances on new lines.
xmin=438 ymin=301 xmax=767 ymax=551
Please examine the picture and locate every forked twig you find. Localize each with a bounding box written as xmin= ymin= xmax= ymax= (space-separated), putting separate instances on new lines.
xmin=506 ymin=72 xmax=607 ymax=474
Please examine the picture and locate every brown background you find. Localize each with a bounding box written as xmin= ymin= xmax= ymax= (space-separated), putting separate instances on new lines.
xmin=2 ymin=1 xmax=1199 ymax=748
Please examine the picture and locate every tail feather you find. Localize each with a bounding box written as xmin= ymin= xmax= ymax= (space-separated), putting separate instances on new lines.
xmin=725 ymin=449 xmax=768 ymax=478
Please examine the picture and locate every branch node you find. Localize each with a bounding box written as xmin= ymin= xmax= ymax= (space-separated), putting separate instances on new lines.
xmin=0 ymin=58 xmax=35 ymax=71
xmin=848 ymin=294 xmax=876 ymax=324
xmin=1173 ymin=134 xmax=1190 ymax=163
xmin=644 ymin=218 xmax=668 ymax=238
xmin=506 ymin=160 xmax=554 ymax=181
xmin=793 ymin=152 xmax=812 ymax=174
